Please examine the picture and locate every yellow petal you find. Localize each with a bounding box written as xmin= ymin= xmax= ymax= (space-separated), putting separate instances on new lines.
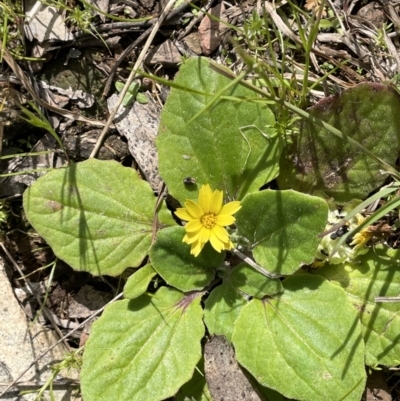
xmin=209 ymin=231 xmax=225 ymax=252
xmin=199 ymin=226 xmax=211 ymax=243
xmin=183 ymin=232 xmax=200 ymax=244
xmin=198 ymin=184 xmax=212 ymax=213
xmin=210 ymin=189 xmax=223 ymax=215
xmin=216 ymin=214 xmax=236 ymax=226
xmin=220 ymin=201 xmax=242 ymax=216
xmin=223 ymin=239 xmax=234 ymax=251
xmin=212 ymin=225 xmax=230 ymax=243
xmin=350 ymin=231 xmax=372 ymax=250
xmin=185 ymin=199 xmax=204 ymax=219
xmin=186 ymin=219 xmax=203 ymax=233
xmin=175 ymin=208 xmax=193 ymax=221
xmin=191 ymin=240 xmax=204 ymax=257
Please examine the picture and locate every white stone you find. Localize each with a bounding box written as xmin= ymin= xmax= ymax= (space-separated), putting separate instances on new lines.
xmin=0 ymin=256 xmax=79 ymax=400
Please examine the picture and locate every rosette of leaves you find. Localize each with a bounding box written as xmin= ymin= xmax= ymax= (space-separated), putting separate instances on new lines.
xmin=23 ymin=57 xmax=400 ymax=401
xmin=115 ymin=81 xmax=148 ymax=106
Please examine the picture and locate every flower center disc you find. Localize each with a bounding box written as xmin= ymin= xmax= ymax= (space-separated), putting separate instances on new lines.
xmin=201 ymin=213 xmax=217 ymax=229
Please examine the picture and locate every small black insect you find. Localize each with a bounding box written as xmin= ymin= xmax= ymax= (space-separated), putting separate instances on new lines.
xmin=183 ymin=177 xmax=196 ymax=185
xmin=320 ymin=249 xmax=329 ymax=257
xmin=330 ymin=225 xmax=349 ymax=240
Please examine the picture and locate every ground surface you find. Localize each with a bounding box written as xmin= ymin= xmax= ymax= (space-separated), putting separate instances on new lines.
xmin=1 ymin=0 xmax=400 ymax=400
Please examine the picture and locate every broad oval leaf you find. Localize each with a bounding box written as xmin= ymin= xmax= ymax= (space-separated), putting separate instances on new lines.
xmin=236 ymin=190 xmax=328 ymax=275
xmin=149 ymin=226 xmax=222 ymax=292
xmin=230 ymin=262 xmax=283 ymax=298
xmin=123 ymin=264 xmax=157 ymax=299
xmin=232 ymin=274 xmax=366 ymax=401
xmin=204 ymin=282 xmax=247 ymax=341
xmin=315 ymin=245 xmax=400 ymax=367
xmin=175 ymin=357 xmax=212 ymax=401
xmin=81 ymin=287 xmax=204 ymax=401
xmin=23 ymin=159 xmax=174 ymax=276
xmin=157 ymin=56 xmax=280 ymax=203
xmin=278 ymin=83 xmax=400 ymax=202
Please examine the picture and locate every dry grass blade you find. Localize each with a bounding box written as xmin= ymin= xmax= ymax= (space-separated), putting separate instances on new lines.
xmin=0 ymin=123 xmax=3 ymax=159
xmin=264 ymin=1 xmax=363 ymax=83
xmin=305 ymin=0 xmax=323 ymax=12
xmin=375 ymin=296 xmax=400 ymax=303
xmin=102 ymin=27 xmax=152 ymax=97
xmin=177 ymin=0 xmax=214 ymax=40
xmin=89 ymin=0 xmax=179 ymax=159
xmin=231 ymin=248 xmax=283 ymax=279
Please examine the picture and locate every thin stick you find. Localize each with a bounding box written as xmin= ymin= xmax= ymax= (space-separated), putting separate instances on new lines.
xmin=177 ymin=0 xmax=214 ymax=40
xmin=375 ymin=296 xmax=400 ymax=303
xmin=152 ymin=182 xmax=166 ymax=243
xmin=24 ymin=1 xmax=42 ymax=25
xmin=231 ymin=248 xmax=283 ymax=279
xmin=0 ymin=379 xmax=80 ymax=388
xmin=0 ymin=123 xmax=3 ymax=159
xmin=102 ymin=27 xmax=152 ymax=97
xmin=89 ymin=0 xmax=178 ymax=159
xmin=0 ymin=291 xmax=123 ymax=397
xmin=103 ymin=1 xmax=191 ymax=97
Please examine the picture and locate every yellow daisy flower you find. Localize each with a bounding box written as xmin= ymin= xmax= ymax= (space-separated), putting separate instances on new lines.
xmin=349 ymin=215 xmax=374 ymax=252
xmin=175 ymin=184 xmax=242 ymax=257
xmin=350 ymin=229 xmax=374 ymax=252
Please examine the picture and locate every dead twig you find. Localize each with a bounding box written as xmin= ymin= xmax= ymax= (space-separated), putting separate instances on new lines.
xmin=177 ymin=0 xmax=214 ymax=41
xmin=152 ymin=182 xmax=166 ymax=243
xmin=0 ymin=379 xmax=80 ymax=389
xmin=89 ymin=0 xmax=178 ymax=159
xmin=375 ymin=296 xmax=400 ymax=303
xmin=102 ymin=0 xmax=191 ymax=97
xmin=231 ymin=248 xmax=283 ymax=279
xmin=102 ymin=26 xmax=153 ymax=97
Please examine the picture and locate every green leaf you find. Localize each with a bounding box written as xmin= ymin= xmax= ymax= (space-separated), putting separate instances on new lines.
xmin=204 ymin=282 xmax=247 ymax=341
xmin=157 ymin=56 xmax=280 ymax=203
xmin=81 ymin=287 xmax=204 ymax=401
xmin=315 ymin=245 xmax=400 ymax=367
xmin=129 ymin=82 xmax=140 ymax=96
xmin=23 ymin=159 xmax=174 ymax=276
xmin=232 ymin=274 xmax=366 ymax=401
xmin=122 ymin=92 xmax=135 ymax=106
xmin=318 ymin=19 xmax=333 ymax=29
xmin=230 ymin=262 xmax=283 ymax=298
xmin=150 ymin=226 xmax=222 ymax=292
xmin=115 ymin=81 xmax=125 ymax=92
xmin=236 ymin=190 xmax=328 ymax=275
xmin=175 ymin=357 xmax=212 ymax=401
xmin=123 ymin=264 xmax=157 ymax=299
xmin=19 ymin=101 xmax=68 ymax=161
xmin=115 ymin=81 xmax=139 ymax=95
xmin=115 ymin=81 xmax=141 ymax=106
xmin=136 ymin=92 xmax=149 ymax=104
xmin=278 ymin=83 xmax=400 ymax=202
